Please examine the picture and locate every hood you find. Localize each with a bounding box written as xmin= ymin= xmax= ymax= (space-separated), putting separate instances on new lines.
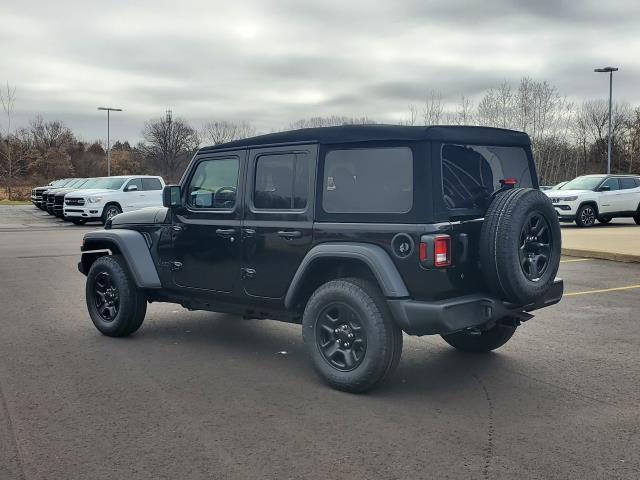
xmin=110 ymin=207 xmax=169 ymax=226
xmin=544 ymin=189 xmax=591 ymax=197
xmin=54 ymin=188 xmax=77 ymax=195
xmin=66 ymin=188 xmax=115 ymax=197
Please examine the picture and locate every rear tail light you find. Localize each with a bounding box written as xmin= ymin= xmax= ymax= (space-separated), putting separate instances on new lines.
xmin=434 ymin=235 xmax=451 ymax=267
xmin=419 ymin=234 xmax=451 ymax=268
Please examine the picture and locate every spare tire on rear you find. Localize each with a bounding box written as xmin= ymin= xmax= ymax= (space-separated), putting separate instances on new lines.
xmin=479 ymin=188 xmax=561 ymax=305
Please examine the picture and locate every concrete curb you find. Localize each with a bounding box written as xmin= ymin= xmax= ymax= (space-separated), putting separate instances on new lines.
xmin=562 ymin=247 xmax=640 ymax=263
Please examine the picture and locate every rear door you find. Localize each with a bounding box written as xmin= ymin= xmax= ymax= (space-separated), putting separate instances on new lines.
xmin=241 ymin=144 xmax=317 ymax=299
xmin=618 ymin=177 xmax=640 ymax=212
xmin=141 ymin=177 xmax=164 ymax=207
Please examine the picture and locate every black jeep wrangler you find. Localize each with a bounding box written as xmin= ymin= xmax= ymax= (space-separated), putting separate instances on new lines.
xmin=79 ymin=125 xmax=563 ymax=392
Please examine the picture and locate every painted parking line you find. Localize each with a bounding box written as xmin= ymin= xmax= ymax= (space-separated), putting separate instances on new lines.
xmin=560 ymin=258 xmax=593 ymax=264
xmin=564 ymin=284 xmax=640 ymax=297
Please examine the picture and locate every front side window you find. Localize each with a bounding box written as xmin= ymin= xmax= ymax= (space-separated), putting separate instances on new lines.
xmin=600 ymin=178 xmax=619 ymax=191
xmin=125 ymin=178 xmax=142 ymax=191
xmin=441 ymin=144 xmax=533 ymax=209
xmin=254 ymin=153 xmax=309 ymax=210
xmin=322 ymin=147 xmax=413 ymax=213
xmin=187 ymin=158 xmax=239 ymax=209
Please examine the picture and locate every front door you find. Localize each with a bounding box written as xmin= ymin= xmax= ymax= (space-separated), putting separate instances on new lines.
xmin=241 ymin=145 xmax=317 ymax=299
xmin=171 ymin=152 xmax=245 ymax=293
xmin=598 ymin=177 xmax=620 ymax=214
xmin=122 ymin=178 xmax=145 ymax=211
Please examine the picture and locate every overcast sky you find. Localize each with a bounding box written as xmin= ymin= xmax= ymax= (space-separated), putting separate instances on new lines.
xmin=2 ymin=0 xmax=639 ymax=144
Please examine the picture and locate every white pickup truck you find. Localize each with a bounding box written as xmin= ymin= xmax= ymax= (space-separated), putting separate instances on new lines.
xmin=63 ymin=175 xmax=165 ymax=225
xmin=544 ymin=174 xmax=640 ymax=227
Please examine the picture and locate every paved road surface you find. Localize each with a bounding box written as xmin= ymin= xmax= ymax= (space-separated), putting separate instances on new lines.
xmin=1 ymin=206 xmax=639 ymax=479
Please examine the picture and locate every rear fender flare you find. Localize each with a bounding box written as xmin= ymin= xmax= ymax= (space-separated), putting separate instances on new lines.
xmin=284 ymin=242 xmax=409 ymax=309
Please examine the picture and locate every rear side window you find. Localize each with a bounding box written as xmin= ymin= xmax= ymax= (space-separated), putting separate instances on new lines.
xmin=322 ymin=147 xmax=413 ymax=213
xmin=619 ymin=178 xmax=637 ymax=190
xmin=254 ymin=153 xmax=309 ymax=210
xmin=142 ymin=178 xmax=163 ymax=191
xmin=187 ymin=158 xmax=239 ymax=209
xmin=441 ymin=144 xmax=533 ymax=209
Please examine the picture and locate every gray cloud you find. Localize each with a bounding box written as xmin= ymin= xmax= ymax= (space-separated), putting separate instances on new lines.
xmin=1 ymin=0 xmax=639 ymax=143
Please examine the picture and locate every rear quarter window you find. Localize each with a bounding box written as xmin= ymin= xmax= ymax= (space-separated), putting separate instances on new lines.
xmin=322 ymin=147 xmax=413 ymax=214
xmin=441 ymin=144 xmax=533 ymax=210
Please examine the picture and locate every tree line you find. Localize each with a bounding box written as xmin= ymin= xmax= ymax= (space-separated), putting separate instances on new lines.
xmin=1 ymin=77 xmax=640 ymax=199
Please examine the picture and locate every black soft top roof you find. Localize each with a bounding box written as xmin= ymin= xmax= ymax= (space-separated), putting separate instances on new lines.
xmin=199 ymin=125 xmax=531 ymax=153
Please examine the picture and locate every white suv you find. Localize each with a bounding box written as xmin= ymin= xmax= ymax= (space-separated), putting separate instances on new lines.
xmin=544 ymin=174 xmax=640 ymax=227
xmin=63 ymin=175 xmax=165 ymax=225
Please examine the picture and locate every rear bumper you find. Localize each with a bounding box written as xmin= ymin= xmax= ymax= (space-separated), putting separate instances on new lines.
xmin=387 ymin=278 xmax=564 ymax=336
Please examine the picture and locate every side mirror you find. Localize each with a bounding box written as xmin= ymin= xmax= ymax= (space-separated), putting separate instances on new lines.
xmin=598 ymin=185 xmax=611 ymax=192
xmin=163 ymin=185 xmax=182 ymax=208
xmin=126 ymin=184 xmax=138 ymax=192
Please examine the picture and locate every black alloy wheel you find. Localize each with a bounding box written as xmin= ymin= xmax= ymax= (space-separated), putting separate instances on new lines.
xmin=518 ymin=212 xmax=552 ymax=281
xmin=315 ymin=302 xmax=367 ymax=371
xmin=93 ymin=271 xmax=120 ymax=322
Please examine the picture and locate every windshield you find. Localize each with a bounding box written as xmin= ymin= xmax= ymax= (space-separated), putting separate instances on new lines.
xmin=66 ymin=179 xmax=85 ymax=188
xmin=441 ymin=144 xmax=533 ymax=209
xmin=75 ymin=178 xmax=99 ymax=189
xmin=82 ymin=177 xmax=126 ymax=190
xmin=559 ymin=176 xmax=604 ymax=191
xmin=51 ymin=179 xmax=70 ymax=187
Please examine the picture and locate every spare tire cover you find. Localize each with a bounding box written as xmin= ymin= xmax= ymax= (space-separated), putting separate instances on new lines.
xmin=479 ymin=188 xmax=561 ymax=305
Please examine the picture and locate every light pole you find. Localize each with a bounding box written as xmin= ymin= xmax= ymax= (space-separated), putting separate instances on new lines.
xmin=594 ymin=67 xmax=618 ymax=174
xmin=97 ymin=106 xmax=122 ymax=176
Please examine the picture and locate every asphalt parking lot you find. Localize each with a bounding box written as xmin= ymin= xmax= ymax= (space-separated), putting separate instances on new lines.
xmin=1 ymin=206 xmax=639 ymax=479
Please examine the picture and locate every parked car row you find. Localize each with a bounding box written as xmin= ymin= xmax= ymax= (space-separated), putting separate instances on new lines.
xmin=31 ymin=175 xmax=165 ymax=225
xmin=543 ymin=174 xmax=640 ymax=227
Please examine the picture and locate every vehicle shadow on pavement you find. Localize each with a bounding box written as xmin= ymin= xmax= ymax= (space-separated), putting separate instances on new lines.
xmin=135 ymin=311 xmax=508 ymax=397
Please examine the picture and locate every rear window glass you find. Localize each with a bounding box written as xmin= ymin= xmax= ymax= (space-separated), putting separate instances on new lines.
xmin=254 ymin=153 xmax=309 ymax=210
xmin=323 ymin=147 xmax=413 ymax=213
xmin=619 ymin=178 xmax=636 ymax=190
xmin=441 ymin=144 xmax=532 ymax=209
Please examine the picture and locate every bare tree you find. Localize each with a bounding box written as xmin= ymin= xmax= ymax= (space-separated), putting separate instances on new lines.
xmin=288 ymin=116 xmax=376 ymax=129
xmin=140 ymin=111 xmax=199 ymax=181
xmin=422 ymin=90 xmax=444 ymax=125
xmin=201 ymin=120 xmax=256 ymax=145
xmin=454 ymin=95 xmax=474 ymax=125
xmin=0 ymin=83 xmax=32 ymax=199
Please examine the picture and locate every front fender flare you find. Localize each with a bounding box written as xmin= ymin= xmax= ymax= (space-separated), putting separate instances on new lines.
xmin=80 ymin=230 xmax=161 ymax=288
xmin=284 ymin=242 xmax=409 ymax=309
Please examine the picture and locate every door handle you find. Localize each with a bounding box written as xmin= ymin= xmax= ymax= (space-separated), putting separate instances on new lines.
xmin=171 ymin=225 xmax=183 ymax=232
xmin=242 ymin=228 xmax=256 ymax=237
xmin=278 ymin=230 xmax=302 ymax=239
xmin=216 ymin=228 xmax=236 ymax=238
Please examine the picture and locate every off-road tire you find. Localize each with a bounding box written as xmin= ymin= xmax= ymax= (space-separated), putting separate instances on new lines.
xmin=575 ymin=204 xmax=597 ymax=227
xmin=597 ymin=216 xmax=611 ymax=224
xmin=479 ymin=188 xmax=561 ymax=305
xmin=302 ymin=277 xmax=403 ymax=393
xmin=86 ymin=255 xmax=147 ymax=337
xmin=72 ymin=218 xmax=87 ymax=225
xmin=101 ymin=203 xmax=122 ymax=225
xmin=441 ymin=323 xmax=516 ymax=353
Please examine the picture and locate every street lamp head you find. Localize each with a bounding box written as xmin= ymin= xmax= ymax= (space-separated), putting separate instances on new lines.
xmin=594 ymin=67 xmax=618 ymax=73
xmin=97 ymin=107 xmax=123 ymax=111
